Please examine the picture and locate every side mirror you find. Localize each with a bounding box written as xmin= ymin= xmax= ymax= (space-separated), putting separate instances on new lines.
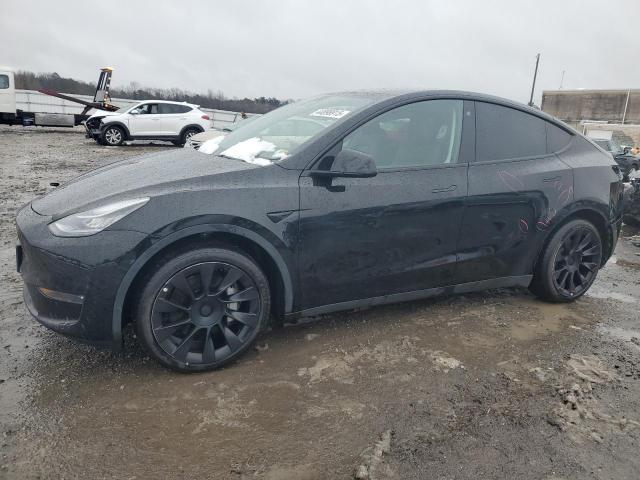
xmin=129 ymin=109 xmax=140 ymax=115
xmin=311 ymin=149 xmax=378 ymax=179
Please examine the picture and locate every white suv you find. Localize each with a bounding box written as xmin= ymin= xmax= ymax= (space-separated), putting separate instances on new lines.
xmin=85 ymin=100 xmax=211 ymax=146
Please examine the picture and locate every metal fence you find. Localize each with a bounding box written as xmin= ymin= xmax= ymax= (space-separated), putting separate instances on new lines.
xmin=15 ymin=90 xmax=259 ymax=129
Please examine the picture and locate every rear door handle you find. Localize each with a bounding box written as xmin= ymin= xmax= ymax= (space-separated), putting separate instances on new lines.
xmin=432 ymin=185 xmax=457 ymax=193
xmin=543 ymin=176 xmax=561 ymax=183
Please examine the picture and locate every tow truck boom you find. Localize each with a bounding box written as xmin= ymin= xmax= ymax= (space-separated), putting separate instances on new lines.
xmin=0 ymin=67 xmax=119 ymax=127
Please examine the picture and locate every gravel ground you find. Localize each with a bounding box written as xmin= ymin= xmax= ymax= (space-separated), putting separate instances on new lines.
xmin=1 ymin=125 xmax=639 ymax=479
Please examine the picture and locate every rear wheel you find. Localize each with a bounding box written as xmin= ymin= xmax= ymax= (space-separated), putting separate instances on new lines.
xmin=177 ymin=128 xmax=200 ymax=147
xmin=530 ymin=219 xmax=602 ymax=302
xmin=102 ymin=125 xmax=125 ymax=146
xmin=135 ymin=247 xmax=270 ymax=372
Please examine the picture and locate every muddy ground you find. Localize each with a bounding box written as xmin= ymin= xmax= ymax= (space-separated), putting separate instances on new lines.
xmin=0 ymin=125 xmax=639 ymax=480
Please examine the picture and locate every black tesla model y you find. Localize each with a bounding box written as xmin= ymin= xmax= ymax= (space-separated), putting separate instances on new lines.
xmin=16 ymin=91 xmax=624 ymax=371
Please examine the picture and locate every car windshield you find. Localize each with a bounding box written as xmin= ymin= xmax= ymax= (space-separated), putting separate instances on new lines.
xmin=595 ymin=139 xmax=623 ymax=155
xmin=200 ymin=95 xmax=375 ymax=164
xmin=609 ymin=139 xmax=624 ymax=155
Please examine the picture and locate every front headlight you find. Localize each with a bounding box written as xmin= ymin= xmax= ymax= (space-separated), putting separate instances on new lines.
xmin=48 ymin=197 xmax=149 ymax=237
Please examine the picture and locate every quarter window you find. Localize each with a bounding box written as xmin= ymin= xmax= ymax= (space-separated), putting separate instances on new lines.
xmin=0 ymin=74 xmax=9 ymax=89
xmin=546 ymin=122 xmax=573 ymax=153
xmin=342 ymin=100 xmax=464 ymax=168
xmin=476 ymin=102 xmax=547 ymax=161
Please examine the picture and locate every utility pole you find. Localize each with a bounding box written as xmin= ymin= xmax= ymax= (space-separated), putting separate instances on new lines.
xmin=528 ymin=53 xmax=540 ymax=107
xmin=559 ymin=70 xmax=565 ymax=89
xmin=622 ymin=89 xmax=630 ymax=124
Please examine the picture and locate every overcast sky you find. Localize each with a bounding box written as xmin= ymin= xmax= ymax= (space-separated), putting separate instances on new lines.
xmin=3 ymin=0 xmax=639 ymax=104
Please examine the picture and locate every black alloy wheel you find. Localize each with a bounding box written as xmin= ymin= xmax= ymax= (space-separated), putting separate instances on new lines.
xmin=551 ymin=227 xmax=601 ymax=298
xmin=136 ymin=248 xmax=270 ymax=371
xmin=530 ymin=219 xmax=602 ymax=302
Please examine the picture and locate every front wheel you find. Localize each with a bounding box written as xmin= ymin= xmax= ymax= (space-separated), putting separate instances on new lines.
xmin=102 ymin=125 xmax=125 ymax=146
xmin=135 ymin=247 xmax=270 ymax=372
xmin=530 ymin=219 xmax=602 ymax=302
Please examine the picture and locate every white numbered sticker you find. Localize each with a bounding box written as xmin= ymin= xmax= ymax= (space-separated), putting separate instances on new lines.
xmin=309 ymin=108 xmax=351 ymax=119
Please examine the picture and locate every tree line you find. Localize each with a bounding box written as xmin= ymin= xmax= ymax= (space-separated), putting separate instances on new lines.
xmin=14 ymin=70 xmax=287 ymax=114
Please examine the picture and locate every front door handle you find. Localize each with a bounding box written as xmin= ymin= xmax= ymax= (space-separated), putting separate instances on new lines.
xmin=432 ymin=185 xmax=457 ymax=193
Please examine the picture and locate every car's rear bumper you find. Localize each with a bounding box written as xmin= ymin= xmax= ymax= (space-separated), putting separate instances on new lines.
xmin=16 ymin=204 xmax=147 ymax=347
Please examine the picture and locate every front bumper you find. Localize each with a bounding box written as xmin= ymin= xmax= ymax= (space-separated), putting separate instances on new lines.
xmin=84 ymin=118 xmax=103 ymax=139
xmin=85 ymin=127 xmax=102 ymax=140
xmin=16 ymin=204 xmax=147 ymax=346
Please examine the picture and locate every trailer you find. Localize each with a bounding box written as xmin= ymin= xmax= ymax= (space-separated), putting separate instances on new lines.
xmin=0 ymin=67 xmax=118 ymax=127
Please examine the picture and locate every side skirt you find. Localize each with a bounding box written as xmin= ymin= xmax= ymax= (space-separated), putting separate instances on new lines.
xmin=128 ymin=135 xmax=180 ymax=141
xmin=286 ymin=275 xmax=533 ymax=319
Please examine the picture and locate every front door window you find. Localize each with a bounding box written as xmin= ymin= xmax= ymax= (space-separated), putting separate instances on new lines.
xmin=342 ymin=99 xmax=463 ymax=169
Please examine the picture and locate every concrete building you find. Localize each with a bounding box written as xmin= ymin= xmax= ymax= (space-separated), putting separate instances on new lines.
xmin=541 ymin=89 xmax=640 ymax=145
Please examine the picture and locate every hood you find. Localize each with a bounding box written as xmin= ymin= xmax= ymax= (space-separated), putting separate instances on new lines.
xmin=31 ymin=148 xmax=257 ymax=216
xmin=88 ymin=109 xmax=122 ymax=119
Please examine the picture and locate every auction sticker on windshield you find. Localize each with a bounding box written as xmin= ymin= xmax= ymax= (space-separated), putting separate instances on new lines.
xmin=309 ymin=108 xmax=351 ymax=119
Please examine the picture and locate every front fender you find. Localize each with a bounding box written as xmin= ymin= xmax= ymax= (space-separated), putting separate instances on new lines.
xmin=111 ymin=223 xmax=295 ymax=349
xmin=101 ymin=119 xmax=131 ymax=139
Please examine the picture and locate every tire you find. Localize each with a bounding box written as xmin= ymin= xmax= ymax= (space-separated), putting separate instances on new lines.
xmin=530 ymin=219 xmax=602 ymax=302
xmin=135 ymin=247 xmax=270 ymax=372
xmin=95 ymin=137 xmax=107 ymax=146
xmin=177 ymin=128 xmax=200 ymax=147
xmin=102 ymin=125 xmax=125 ymax=146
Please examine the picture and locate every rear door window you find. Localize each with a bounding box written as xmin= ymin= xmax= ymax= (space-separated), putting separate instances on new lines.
xmin=475 ymin=102 xmax=547 ymax=162
xmin=158 ymin=104 xmax=192 ymax=114
xmin=157 ymin=104 xmax=174 ymax=114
